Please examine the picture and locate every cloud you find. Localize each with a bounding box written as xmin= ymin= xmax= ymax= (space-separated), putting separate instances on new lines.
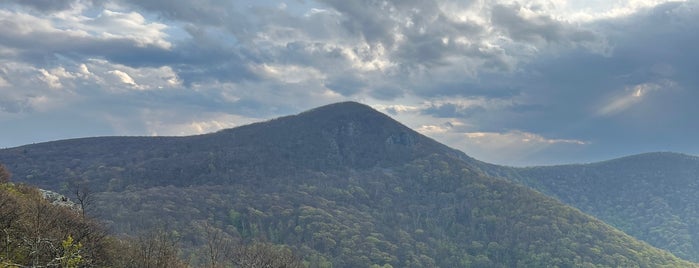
xmin=457 ymin=130 xmax=589 ymax=165
xmin=597 ymin=81 xmax=675 ymax=116
xmin=251 ymin=64 xmax=325 ymax=84
xmin=108 ymin=70 xmax=137 ymax=86
xmin=491 ymin=3 xmax=598 ymax=45
xmin=373 ymin=104 xmax=423 ymax=116
xmin=0 ymin=0 xmax=697 ymax=165
xmin=3 ymin=0 xmax=78 ymax=12
xmin=38 ymin=68 xmax=64 ymax=89
xmin=324 ymin=74 xmax=366 ymax=96
xmin=88 ymin=9 xmax=171 ymax=49
xmin=0 ymin=76 xmax=9 ymax=88
xmin=420 ymin=97 xmax=519 ymax=118
xmin=0 ymin=61 xmax=86 ymax=114
xmin=143 ymin=113 xmax=259 ymax=136
xmin=413 ymin=120 xmax=589 ymax=165
xmin=464 ymin=131 xmax=587 ymax=146
xmin=114 ymin=0 xmax=250 ymax=30
xmin=0 ymin=8 xmax=173 ymax=68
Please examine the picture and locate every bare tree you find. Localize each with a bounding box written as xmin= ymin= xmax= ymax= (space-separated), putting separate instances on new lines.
xmin=202 ymin=222 xmax=235 ymax=268
xmin=128 ymin=228 xmax=188 ymax=268
xmin=0 ymin=181 xmax=131 ymax=267
xmin=0 ymin=190 xmax=20 ymax=262
xmin=74 ymin=185 xmax=93 ymax=218
xmin=0 ymin=164 xmax=10 ymax=184
xmin=232 ymin=242 xmax=304 ymax=268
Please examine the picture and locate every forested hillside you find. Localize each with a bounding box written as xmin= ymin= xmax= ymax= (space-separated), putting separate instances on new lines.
xmin=0 ymin=166 xmax=187 ymax=267
xmin=483 ymin=152 xmax=699 ymax=262
xmin=0 ymin=102 xmax=695 ymax=267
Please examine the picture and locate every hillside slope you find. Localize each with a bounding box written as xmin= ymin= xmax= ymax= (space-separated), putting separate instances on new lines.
xmin=484 ymin=152 xmax=699 ymax=262
xmin=0 ymin=102 xmax=694 ymax=267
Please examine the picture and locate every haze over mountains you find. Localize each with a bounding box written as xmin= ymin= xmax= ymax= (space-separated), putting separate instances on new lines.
xmin=1 ymin=102 xmax=697 ymax=267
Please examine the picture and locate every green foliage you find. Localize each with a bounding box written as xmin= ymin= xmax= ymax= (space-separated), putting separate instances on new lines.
xmin=61 ymin=235 xmax=84 ymax=268
xmin=486 ymin=152 xmax=699 ymax=262
xmin=89 ymin=156 xmax=696 ymax=267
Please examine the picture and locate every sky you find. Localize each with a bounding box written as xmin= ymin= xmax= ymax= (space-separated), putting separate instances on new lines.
xmin=0 ymin=0 xmax=697 ymax=166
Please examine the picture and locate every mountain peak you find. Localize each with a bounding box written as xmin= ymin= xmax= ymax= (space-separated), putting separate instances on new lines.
xmin=291 ymin=101 xmax=398 ymax=132
xmin=301 ymin=101 xmax=375 ymax=114
xmin=212 ymin=101 xmax=453 ymax=171
xmin=0 ymin=102 xmax=462 ymax=189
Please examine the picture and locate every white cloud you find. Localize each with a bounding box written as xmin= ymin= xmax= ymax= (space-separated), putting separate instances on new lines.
xmin=343 ymin=43 xmax=394 ymax=72
xmin=88 ymin=9 xmax=171 ymax=49
xmin=463 ymin=131 xmax=587 ymax=146
xmin=252 ymin=64 xmax=325 ymax=84
xmin=431 ymin=128 xmax=588 ymax=165
xmin=86 ymin=60 xmax=181 ymax=91
xmin=564 ymin=0 xmax=687 ymax=22
xmin=143 ymin=112 xmax=260 ymax=136
xmin=0 ymin=10 xmax=63 ymax=35
xmin=0 ymin=76 xmax=9 ymax=87
xmin=416 ymin=124 xmax=452 ymax=134
xmin=108 ymin=69 xmax=137 ymax=86
xmin=38 ymin=69 xmax=63 ymax=89
xmin=78 ymin=63 xmax=91 ymax=76
xmin=0 ymin=7 xmax=171 ymax=63
xmin=373 ymin=104 xmax=421 ymax=114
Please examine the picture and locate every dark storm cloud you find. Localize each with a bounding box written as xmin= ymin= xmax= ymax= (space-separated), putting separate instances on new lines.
xmin=325 ymin=75 xmax=366 ymax=96
xmin=491 ymin=3 xmax=598 ymax=45
xmin=116 ymin=0 xmax=249 ymax=29
xmin=316 ymin=0 xmax=400 ymax=45
xmin=369 ymin=85 xmax=405 ymax=100
xmin=318 ymin=0 xmax=498 ymax=69
xmin=391 ymin=15 xmax=486 ymax=66
xmin=422 ymin=103 xmax=487 ymax=118
xmin=3 ymin=0 xmax=78 ymax=12
xmin=463 ymin=1 xmax=699 ymax=163
xmin=605 ymin=2 xmax=698 ymax=85
xmin=417 ymin=79 xmax=522 ymax=99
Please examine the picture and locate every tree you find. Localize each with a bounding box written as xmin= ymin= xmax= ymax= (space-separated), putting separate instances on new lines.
xmin=232 ymin=242 xmax=304 ymax=268
xmin=127 ymin=228 xmax=188 ymax=268
xmin=0 ymin=164 xmax=10 ymax=183
xmin=0 ymin=189 xmax=20 ymax=263
xmin=74 ymin=185 xmax=93 ymax=218
xmin=61 ymin=235 xmax=84 ymax=268
xmin=0 ymin=184 xmax=116 ymax=267
xmin=201 ymin=221 xmax=235 ymax=268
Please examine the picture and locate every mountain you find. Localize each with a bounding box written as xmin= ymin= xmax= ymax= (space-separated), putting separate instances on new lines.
xmin=0 ymin=102 xmax=694 ymax=267
xmin=481 ymin=152 xmax=699 ymax=262
xmin=0 ymin=102 xmax=466 ymax=192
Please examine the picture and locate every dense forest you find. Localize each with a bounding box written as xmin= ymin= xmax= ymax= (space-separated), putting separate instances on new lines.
xmin=0 ymin=164 xmax=303 ymax=267
xmin=477 ymin=152 xmax=699 ymax=262
xmin=0 ymin=164 xmax=184 ymax=267
xmin=0 ymin=102 xmax=696 ymax=267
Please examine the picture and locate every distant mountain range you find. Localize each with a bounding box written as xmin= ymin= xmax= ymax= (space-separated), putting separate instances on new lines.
xmin=480 ymin=152 xmax=699 ymax=262
xmin=0 ymin=102 xmax=696 ymax=267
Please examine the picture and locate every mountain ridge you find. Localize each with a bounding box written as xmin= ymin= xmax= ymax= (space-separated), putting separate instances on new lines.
xmin=0 ymin=101 xmax=696 ymax=267
xmin=475 ymin=151 xmax=699 ymax=261
xmin=0 ymin=101 xmax=476 ymax=191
